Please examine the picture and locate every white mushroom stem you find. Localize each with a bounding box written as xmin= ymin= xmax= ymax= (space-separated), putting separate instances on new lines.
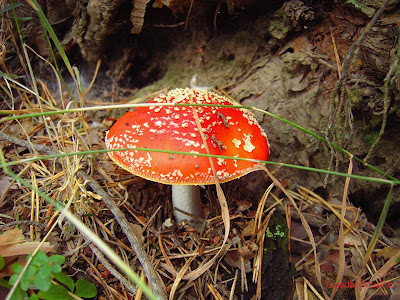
xmin=172 ymin=185 xmax=202 ymax=224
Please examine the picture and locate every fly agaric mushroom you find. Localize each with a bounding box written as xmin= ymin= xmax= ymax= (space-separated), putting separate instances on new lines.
xmin=105 ymin=88 xmax=269 ymax=224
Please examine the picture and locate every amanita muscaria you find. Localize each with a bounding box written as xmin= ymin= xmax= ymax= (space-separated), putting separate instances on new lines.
xmin=105 ymin=88 xmax=269 ymax=224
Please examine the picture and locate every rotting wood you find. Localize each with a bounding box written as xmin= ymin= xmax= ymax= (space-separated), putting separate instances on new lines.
xmin=89 ymin=244 xmax=138 ymax=295
xmin=131 ymin=0 xmax=152 ymax=34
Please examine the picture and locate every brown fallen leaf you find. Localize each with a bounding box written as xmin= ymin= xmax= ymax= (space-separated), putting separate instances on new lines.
xmin=0 ymin=229 xmax=54 ymax=257
xmin=0 ymin=229 xmax=25 ymax=248
xmin=224 ymin=250 xmax=252 ymax=273
xmin=0 ymin=242 xmax=54 ymax=258
xmin=242 ymin=219 xmax=256 ymax=237
xmin=0 ymin=229 xmax=54 ymax=278
xmin=376 ymin=247 xmax=400 ymax=261
xmin=238 ymin=242 xmax=258 ymax=259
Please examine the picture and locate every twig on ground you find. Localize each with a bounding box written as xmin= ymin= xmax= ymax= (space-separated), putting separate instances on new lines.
xmin=0 ymin=131 xmax=167 ymax=300
xmin=0 ymin=220 xmax=47 ymax=231
xmin=89 ymin=243 xmax=138 ymax=295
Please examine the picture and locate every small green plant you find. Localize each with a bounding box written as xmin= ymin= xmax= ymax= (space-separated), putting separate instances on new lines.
xmin=3 ymin=251 xmax=96 ymax=300
xmin=265 ymin=225 xmax=285 ymax=239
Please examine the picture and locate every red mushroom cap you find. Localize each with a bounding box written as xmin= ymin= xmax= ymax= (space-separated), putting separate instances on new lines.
xmin=105 ymin=88 xmax=269 ymax=185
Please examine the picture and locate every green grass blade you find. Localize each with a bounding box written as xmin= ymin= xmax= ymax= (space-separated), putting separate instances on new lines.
xmin=0 ymin=144 xmax=398 ymax=185
xmin=1 ymin=103 xmax=398 ymax=183
xmin=73 ymin=66 xmax=83 ymax=93
xmin=254 ymin=108 xmax=398 ymax=182
xmin=0 ymin=3 xmax=22 ymax=15
xmin=26 ymin=0 xmax=72 ymax=73
xmin=361 ymin=184 xmax=393 ymax=271
xmin=0 ymin=149 xmax=158 ymax=300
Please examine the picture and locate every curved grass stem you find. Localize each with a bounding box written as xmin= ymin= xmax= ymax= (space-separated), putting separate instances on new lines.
xmin=0 ymin=148 xmax=158 ymax=300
